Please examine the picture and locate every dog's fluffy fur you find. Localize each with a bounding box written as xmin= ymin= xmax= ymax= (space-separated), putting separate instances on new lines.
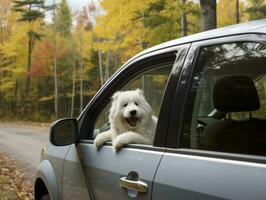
xmin=94 ymin=89 xmax=157 ymax=150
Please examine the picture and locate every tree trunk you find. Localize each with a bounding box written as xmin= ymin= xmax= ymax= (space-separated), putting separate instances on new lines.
xmin=79 ymin=33 xmax=84 ymax=113
xmin=0 ymin=9 xmax=3 ymax=44
xmin=105 ymin=49 xmax=110 ymax=82
xmin=199 ymin=0 xmax=217 ymax=31
xmin=0 ymin=71 xmax=2 ymax=109
xmin=98 ymin=49 xmax=104 ymax=86
xmin=25 ymin=4 xmax=33 ymax=97
xmin=114 ymin=53 xmax=119 ymax=71
xmin=53 ymin=1 xmax=58 ymax=118
xmin=14 ymin=79 xmax=18 ymax=112
xmin=180 ymin=0 xmax=188 ymax=37
xmin=235 ymin=0 xmax=240 ymax=23
xmin=70 ymin=46 xmax=76 ymax=118
xmin=26 ymin=35 xmax=33 ymax=97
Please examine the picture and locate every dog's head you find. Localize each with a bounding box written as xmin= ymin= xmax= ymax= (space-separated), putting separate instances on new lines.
xmin=109 ymin=89 xmax=152 ymax=130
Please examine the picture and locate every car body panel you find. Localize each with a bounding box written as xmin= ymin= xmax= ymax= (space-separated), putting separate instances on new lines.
xmin=36 ymin=144 xmax=71 ymax=200
xmin=78 ymin=143 xmax=164 ymax=199
xmin=153 ymin=152 xmax=266 ymax=200
xmin=35 ymin=160 xmax=60 ymax=200
xmin=62 ymin=144 xmax=91 ymax=200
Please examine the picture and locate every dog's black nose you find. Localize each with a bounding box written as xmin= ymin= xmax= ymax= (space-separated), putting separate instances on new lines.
xmin=130 ymin=110 xmax=137 ymax=115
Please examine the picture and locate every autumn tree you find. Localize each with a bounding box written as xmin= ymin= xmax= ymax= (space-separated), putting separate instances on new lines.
xmin=0 ymin=15 xmax=30 ymax=115
xmin=12 ymin=0 xmax=47 ymax=97
xmin=217 ymin=0 xmax=246 ymax=27
xmin=139 ymin=0 xmax=200 ymax=46
xmin=54 ymin=0 xmax=75 ymax=117
xmin=246 ymin=0 xmax=266 ymax=20
xmin=52 ymin=0 xmax=58 ymax=118
xmin=56 ymin=0 xmax=72 ymax=37
xmin=94 ymin=0 xmax=200 ymax=84
xmin=94 ymin=0 xmax=148 ymax=82
xmin=0 ymin=0 xmax=11 ymax=44
xmin=75 ymin=6 xmax=93 ymax=112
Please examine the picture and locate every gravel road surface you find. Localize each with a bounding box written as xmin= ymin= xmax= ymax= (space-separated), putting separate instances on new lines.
xmin=0 ymin=123 xmax=50 ymax=180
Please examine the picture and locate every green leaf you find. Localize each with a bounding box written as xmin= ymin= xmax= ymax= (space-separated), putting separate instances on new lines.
xmin=18 ymin=10 xmax=45 ymax=22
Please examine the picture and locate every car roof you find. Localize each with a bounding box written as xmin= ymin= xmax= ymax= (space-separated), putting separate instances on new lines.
xmin=132 ymin=19 xmax=266 ymax=60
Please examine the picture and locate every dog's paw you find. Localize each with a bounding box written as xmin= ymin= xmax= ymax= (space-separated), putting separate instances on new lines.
xmin=94 ymin=136 xmax=104 ymax=149
xmin=112 ymin=140 xmax=123 ymax=150
xmin=112 ymin=135 xmax=129 ymax=150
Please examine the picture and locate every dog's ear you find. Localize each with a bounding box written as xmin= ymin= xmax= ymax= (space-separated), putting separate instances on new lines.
xmin=135 ymin=88 xmax=143 ymax=96
xmin=111 ymin=91 xmax=121 ymax=101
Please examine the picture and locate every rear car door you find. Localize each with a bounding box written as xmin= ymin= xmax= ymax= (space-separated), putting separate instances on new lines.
xmin=71 ymin=45 xmax=189 ymax=200
xmin=153 ymin=35 xmax=266 ymax=200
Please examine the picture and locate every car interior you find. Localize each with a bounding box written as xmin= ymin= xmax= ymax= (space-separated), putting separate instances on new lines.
xmin=200 ymin=75 xmax=266 ymax=155
xmin=188 ymin=42 xmax=266 ymax=156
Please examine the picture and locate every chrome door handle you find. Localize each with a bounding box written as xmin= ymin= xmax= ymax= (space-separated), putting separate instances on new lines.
xmin=119 ymin=177 xmax=148 ymax=193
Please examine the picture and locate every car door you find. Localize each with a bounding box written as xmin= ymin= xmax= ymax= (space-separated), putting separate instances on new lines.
xmin=62 ymin=45 xmax=189 ymax=200
xmin=153 ymin=34 xmax=266 ymax=200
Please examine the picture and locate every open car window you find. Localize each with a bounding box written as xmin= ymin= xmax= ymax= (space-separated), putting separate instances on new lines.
xmin=93 ymin=64 xmax=173 ymax=142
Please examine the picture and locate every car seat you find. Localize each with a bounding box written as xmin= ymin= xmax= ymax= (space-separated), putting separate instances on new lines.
xmin=201 ymin=75 xmax=266 ymax=156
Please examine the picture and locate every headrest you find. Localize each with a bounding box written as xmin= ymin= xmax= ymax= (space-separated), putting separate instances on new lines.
xmin=213 ymin=75 xmax=260 ymax=112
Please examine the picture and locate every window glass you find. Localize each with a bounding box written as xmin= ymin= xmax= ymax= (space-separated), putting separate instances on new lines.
xmin=93 ymin=63 xmax=173 ymax=144
xmin=182 ymin=42 xmax=266 ymax=156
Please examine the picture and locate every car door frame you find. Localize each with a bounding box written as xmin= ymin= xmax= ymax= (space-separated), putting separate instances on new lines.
xmin=166 ymin=33 xmax=266 ymax=162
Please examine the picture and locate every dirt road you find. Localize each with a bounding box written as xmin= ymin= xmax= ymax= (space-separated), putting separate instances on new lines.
xmin=0 ymin=123 xmax=49 ymax=180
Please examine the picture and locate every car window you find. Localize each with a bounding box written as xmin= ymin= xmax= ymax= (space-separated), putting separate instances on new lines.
xmin=181 ymin=42 xmax=266 ymax=156
xmin=92 ymin=63 xmax=173 ymax=145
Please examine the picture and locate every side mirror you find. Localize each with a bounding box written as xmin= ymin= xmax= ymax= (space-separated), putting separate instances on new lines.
xmin=50 ymin=118 xmax=78 ymax=146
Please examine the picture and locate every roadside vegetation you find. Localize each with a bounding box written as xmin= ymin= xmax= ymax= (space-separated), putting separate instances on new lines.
xmin=0 ymin=152 xmax=33 ymax=200
xmin=0 ymin=0 xmax=265 ymax=122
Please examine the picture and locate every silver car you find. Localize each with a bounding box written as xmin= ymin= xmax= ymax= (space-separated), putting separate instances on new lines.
xmin=34 ymin=20 xmax=266 ymax=200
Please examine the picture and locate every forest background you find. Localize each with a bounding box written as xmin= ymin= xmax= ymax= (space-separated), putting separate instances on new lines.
xmin=0 ymin=0 xmax=265 ymax=122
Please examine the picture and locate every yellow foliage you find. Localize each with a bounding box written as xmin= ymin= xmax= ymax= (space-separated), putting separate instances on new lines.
xmin=93 ymin=0 xmax=153 ymax=61
xmin=73 ymin=28 xmax=93 ymax=59
xmin=217 ymin=0 xmax=248 ymax=27
xmin=0 ymin=10 xmax=43 ymax=99
xmin=0 ymin=20 xmax=29 ymax=76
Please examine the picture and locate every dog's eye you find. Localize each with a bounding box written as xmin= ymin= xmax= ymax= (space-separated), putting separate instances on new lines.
xmin=135 ymin=102 xmax=138 ymax=106
xmin=123 ymin=103 xmax=128 ymax=107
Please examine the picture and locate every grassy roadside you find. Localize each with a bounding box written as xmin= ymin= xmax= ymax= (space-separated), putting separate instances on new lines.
xmin=0 ymin=152 xmax=33 ymax=200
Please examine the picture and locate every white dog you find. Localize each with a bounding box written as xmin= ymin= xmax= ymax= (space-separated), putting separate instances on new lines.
xmin=94 ymin=89 xmax=157 ymax=150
